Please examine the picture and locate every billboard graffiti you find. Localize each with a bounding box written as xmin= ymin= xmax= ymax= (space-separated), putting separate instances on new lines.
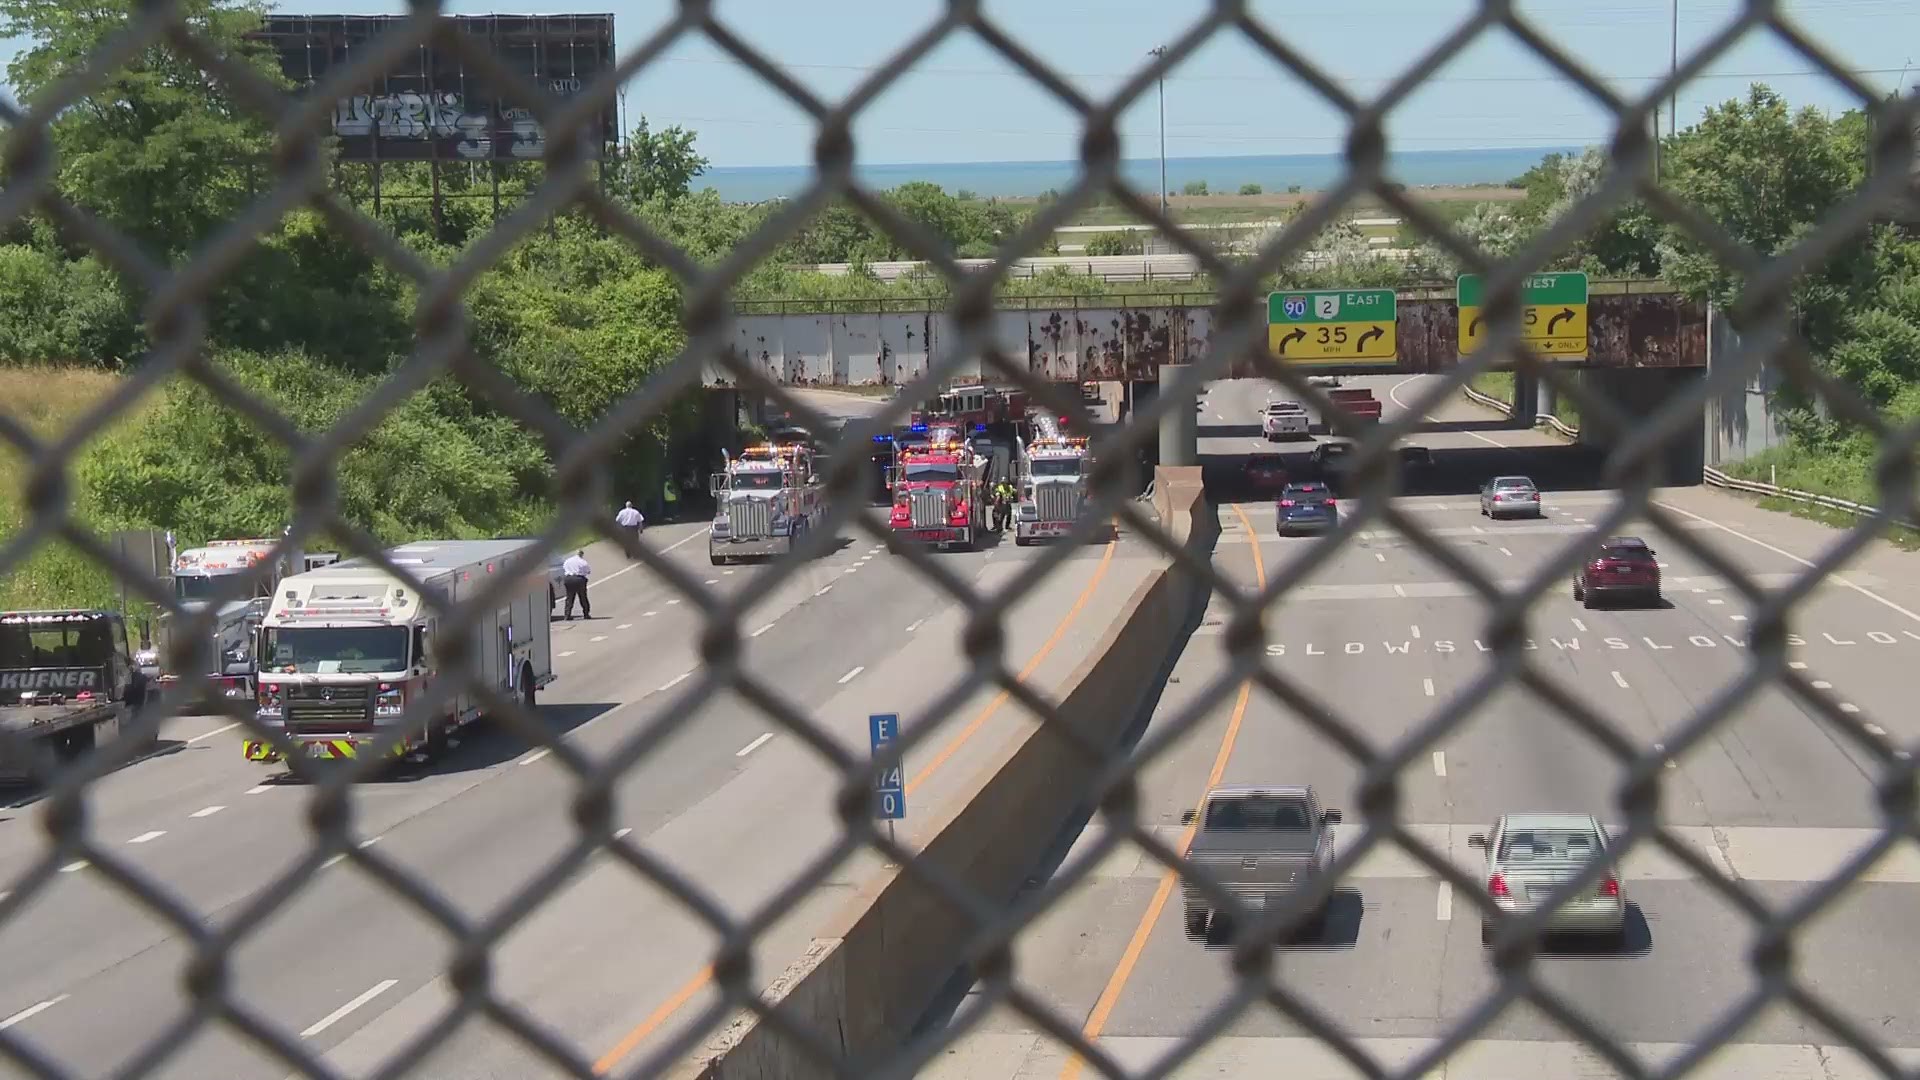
xmin=253 ymin=14 xmax=618 ymax=164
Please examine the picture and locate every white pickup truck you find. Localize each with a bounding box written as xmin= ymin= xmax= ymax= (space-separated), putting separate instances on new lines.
xmin=1262 ymin=400 xmax=1310 ymax=441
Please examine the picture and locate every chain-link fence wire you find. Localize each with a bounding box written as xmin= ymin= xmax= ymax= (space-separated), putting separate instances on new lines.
xmin=1 ymin=0 xmax=1918 ymax=1076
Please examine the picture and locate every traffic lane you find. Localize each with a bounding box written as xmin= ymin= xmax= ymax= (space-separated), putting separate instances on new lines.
xmin=0 ymin=530 xmax=935 ymax=1071
xmin=396 ymin=540 xmax=1159 ymax=1079
xmin=14 ymin=536 xmax=1134 ymax=1078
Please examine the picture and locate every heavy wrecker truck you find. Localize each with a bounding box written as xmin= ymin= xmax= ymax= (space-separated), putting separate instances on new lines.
xmin=708 ymin=441 xmax=825 ymax=565
xmin=887 ymin=434 xmax=990 ymax=552
xmin=1014 ymin=434 xmax=1100 ymax=545
xmin=1 ymin=609 xmax=153 ymax=785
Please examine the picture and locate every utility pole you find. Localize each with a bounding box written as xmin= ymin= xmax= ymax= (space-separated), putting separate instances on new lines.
xmin=1669 ymin=0 xmax=1680 ymax=137
xmin=1150 ymin=46 xmax=1168 ymax=217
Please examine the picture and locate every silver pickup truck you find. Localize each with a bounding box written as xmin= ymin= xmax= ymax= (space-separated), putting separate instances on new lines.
xmin=1180 ymin=784 xmax=1342 ymax=940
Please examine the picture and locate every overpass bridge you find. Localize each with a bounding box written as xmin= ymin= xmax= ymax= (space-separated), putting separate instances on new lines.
xmin=710 ymin=280 xmax=1704 ymax=389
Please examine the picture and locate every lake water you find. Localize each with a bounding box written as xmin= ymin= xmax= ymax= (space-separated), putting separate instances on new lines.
xmin=697 ymin=146 xmax=1581 ymax=203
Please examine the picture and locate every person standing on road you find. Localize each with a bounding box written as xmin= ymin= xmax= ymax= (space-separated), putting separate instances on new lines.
xmin=614 ymin=500 xmax=644 ymax=549
xmin=561 ymin=549 xmax=593 ymax=620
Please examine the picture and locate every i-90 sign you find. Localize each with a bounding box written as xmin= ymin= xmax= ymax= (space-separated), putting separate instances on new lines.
xmin=1266 ymin=288 xmax=1399 ymax=364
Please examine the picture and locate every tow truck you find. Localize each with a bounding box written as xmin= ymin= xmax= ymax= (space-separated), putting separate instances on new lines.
xmin=1014 ymin=434 xmax=1097 ymax=545
xmin=1 ymin=609 xmax=152 ymax=785
xmin=247 ymin=538 xmax=555 ymax=770
xmin=887 ymin=434 xmax=989 ymax=551
xmin=708 ymin=441 xmax=825 ymax=565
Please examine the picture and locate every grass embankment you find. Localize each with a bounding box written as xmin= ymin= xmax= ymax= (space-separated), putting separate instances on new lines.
xmin=0 ymin=366 xmax=148 ymax=609
xmin=1464 ymin=371 xmax=1583 ymax=433
xmin=1722 ymin=436 xmax=1920 ymax=549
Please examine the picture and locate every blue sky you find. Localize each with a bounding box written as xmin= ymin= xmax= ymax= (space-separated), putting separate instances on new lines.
xmin=3 ymin=0 xmax=1916 ymax=167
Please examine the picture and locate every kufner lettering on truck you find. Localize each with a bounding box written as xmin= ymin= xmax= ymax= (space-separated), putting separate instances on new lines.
xmin=1 ymin=609 xmax=153 ymax=785
xmin=247 ymin=538 xmax=555 ymax=770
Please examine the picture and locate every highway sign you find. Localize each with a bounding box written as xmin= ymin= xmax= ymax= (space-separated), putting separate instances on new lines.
xmin=869 ymin=713 xmax=905 ymax=821
xmin=1456 ymin=272 xmax=1589 ymax=357
xmin=1267 ymin=289 xmax=1398 ymax=364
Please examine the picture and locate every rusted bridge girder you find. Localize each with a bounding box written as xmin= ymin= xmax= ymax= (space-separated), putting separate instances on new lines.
xmin=708 ymin=290 xmax=1708 ymax=389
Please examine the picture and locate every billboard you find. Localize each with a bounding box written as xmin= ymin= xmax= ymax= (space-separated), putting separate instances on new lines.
xmin=253 ymin=14 xmax=618 ymax=164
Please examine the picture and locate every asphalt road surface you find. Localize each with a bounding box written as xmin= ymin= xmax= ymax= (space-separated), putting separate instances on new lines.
xmin=0 ymin=396 xmax=1160 ymax=1078
xmin=923 ymin=377 xmax=1920 ymax=1079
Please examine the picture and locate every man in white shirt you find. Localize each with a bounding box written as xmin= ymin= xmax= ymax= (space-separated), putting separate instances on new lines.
xmin=560 ymin=550 xmax=592 ymax=620
xmin=614 ymin=501 xmax=644 ymax=548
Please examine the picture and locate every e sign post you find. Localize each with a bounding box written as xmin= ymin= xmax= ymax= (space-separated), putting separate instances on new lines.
xmin=1268 ymin=289 xmax=1398 ymax=364
xmin=1456 ymin=272 xmax=1590 ymax=357
xmin=869 ymin=714 xmax=905 ymax=835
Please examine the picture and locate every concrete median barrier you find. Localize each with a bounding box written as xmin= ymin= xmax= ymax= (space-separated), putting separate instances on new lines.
xmin=670 ymin=468 xmax=1214 ymax=1080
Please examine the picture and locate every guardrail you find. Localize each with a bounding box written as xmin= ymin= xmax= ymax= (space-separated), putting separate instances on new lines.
xmin=1460 ymin=387 xmax=1909 ymax=529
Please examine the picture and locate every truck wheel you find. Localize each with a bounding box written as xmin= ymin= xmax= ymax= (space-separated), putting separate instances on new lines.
xmin=1183 ymin=908 xmax=1208 ymax=940
xmin=424 ymin=716 xmax=450 ymax=761
xmin=522 ymin=666 xmax=537 ymax=711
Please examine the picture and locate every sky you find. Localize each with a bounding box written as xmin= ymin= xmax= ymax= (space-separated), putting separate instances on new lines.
xmin=1 ymin=0 xmax=1916 ymax=168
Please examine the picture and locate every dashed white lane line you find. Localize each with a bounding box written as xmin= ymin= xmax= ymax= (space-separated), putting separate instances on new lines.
xmin=1612 ymin=671 xmax=1631 ymax=689
xmin=246 ymin=785 xmax=271 ymax=795
xmin=668 ymin=599 xmax=682 ymax=605
xmin=660 ymin=672 xmax=692 ymax=692
xmin=1839 ymin=703 xmax=1861 ymax=714
xmin=643 ymin=611 xmax=659 ymax=617
xmin=1431 ymin=750 xmax=1446 ymax=776
xmin=301 ymin=979 xmax=398 ymax=1038
xmin=1812 ymin=680 xmax=1833 ymax=690
xmin=1730 ymin=614 xmax=1748 ymax=622
xmin=186 ymin=722 xmax=240 ymax=744
xmin=613 ymin=827 xmax=633 ymax=841
xmin=844 ymin=566 xmax=860 ymax=574
xmin=704 ymin=579 xmax=719 ymax=585
xmin=1375 ymin=552 xmax=1386 ymax=563
xmin=838 ymin=665 xmax=866 ymax=684
xmin=129 ymin=831 xmax=166 ymax=844
xmin=1436 ymin=882 xmax=1453 ymax=922
xmin=1866 ymin=723 xmax=1889 ymax=737
xmin=1392 ymin=584 xmax=1407 ymax=597
xmin=859 ymin=555 xmax=874 ymax=563
xmin=1656 ymin=500 xmax=1920 ymax=624
xmin=191 ymin=805 xmax=225 ymax=819
xmin=517 ymin=748 xmax=551 ymax=766
xmin=906 ymin=619 xmax=925 ymax=632
xmin=590 ymin=635 xmax=608 ymax=643
xmin=723 ymin=569 xmax=736 ymax=575
xmin=358 ymin=836 xmax=381 ymax=850
xmin=1411 ymin=624 xmax=1422 ymax=639
xmin=1572 ymin=618 xmax=1588 ymax=632
xmin=0 ymin=995 xmax=68 ymax=1031
xmin=1708 ymin=598 xmax=1725 ymax=605
xmin=616 ymin=623 xmax=633 ymax=630
xmin=751 ymin=623 xmax=775 ymax=638
xmin=737 ymin=733 xmax=775 ymax=757
xmin=1422 ymin=678 xmax=1435 ymax=698
xmin=559 ymin=650 xmax=576 ymax=659
xmin=1789 ymin=661 xmax=1808 ymax=670
xmin=58 ymin=861 xmax=87 ymax=874
xmin=815 ymin=585 xmax=833 ymax=596
xmin=1499 ymin=547 xmax=1513 ymax=557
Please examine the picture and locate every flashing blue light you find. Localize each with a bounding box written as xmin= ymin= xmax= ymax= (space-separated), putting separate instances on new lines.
xmin=910 ymin=423 xmax=928 ymax=433
xmin=872 ymin=434 xmax=892 ymax=442
xmin=973 ymin=424 xmax=987 ymax=432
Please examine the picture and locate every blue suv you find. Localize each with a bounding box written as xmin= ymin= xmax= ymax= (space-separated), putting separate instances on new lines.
xmin=1276 ymin=481 xmax=1339 ymax=536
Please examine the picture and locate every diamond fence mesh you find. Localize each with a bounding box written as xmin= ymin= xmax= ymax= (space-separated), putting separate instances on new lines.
xmin=1 ymin=1 xmax=1919 ymax=1078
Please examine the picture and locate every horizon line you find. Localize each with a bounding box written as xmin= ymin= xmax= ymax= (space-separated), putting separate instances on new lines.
xmin=699 ymin=143 xmax=1589 ymax=173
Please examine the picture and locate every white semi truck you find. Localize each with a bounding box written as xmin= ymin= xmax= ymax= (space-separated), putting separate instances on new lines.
xmin=1014 ymin=434 xmax=1096 ymax=545
xmin=707 ymin=442 xmax=825 ymax=565
xmin=246 ymin=538 xmax=555 ymax=770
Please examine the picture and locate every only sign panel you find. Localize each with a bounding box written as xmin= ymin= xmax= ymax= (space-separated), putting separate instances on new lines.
xmin=1456 ymin=272 xmax=1590 ymax=357
xmin=1266 ymin=289 xmax=1398 ymax=364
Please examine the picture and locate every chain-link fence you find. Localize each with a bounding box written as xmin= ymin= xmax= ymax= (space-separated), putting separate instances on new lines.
xmin=2 ymin=1 xmax=1919 ymax=1077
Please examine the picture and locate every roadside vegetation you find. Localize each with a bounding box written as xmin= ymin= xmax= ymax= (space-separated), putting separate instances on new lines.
xmin=0 ymin=0 xmax=1912 ymax=609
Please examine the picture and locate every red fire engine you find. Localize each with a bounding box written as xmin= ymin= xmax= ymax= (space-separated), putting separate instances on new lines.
xmin=887 ymin=436 xmax=989 ymax=551
xmin=909 ymin=384 xmax=1029 ymax=433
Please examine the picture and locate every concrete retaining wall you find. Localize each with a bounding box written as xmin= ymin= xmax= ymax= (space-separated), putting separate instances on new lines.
xmin=670 ymin=469 xmax=1213 ymax=1079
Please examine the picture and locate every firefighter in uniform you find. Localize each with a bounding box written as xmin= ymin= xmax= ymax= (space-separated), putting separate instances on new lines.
xmin=993 ymin=479 xmax=1017 ymax=533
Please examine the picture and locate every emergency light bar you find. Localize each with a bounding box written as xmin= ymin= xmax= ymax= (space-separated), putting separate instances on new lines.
xmin=910 ymin=423 xmax=928 ymax=433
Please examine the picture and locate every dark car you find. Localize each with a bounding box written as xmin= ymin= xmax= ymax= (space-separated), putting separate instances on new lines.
xmin=1399 ymin=445 xmax=1433 ymax=470
xmin=1309 ymin=441 xmax=1354 ymax=481
xmin=1574 ymin=536 xmax=1663 ymax=608
xmin=1242 ymin=454 xmax=1289 ymax=495
xmin=1276 ymin=482 xmax=1339 ymax=536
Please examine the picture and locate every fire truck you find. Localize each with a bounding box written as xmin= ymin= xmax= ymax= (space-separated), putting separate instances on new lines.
xmin=247 ymin=538 xmax=555 ymax=770
xmin=708 ymin=441 xmax=825 ymax=565
xmin=1014 ymin=435 xmax=1098 ymax=545
xmin=159 ymin=537 xmax=337 ymax=702
xmin=910 ymin=384 xmax=1030 ymax=434
xmin=887 ymin=434 xmax=989 ymax=551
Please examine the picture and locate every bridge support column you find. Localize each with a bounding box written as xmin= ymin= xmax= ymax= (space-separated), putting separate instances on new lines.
xmin=1536 ymin=375 xmax=1556 ymax=423
xmin=1157 ymin=364 xmax=1196 ymax=468
xmin=1510 ymin=370 xmax=1540 ymax=428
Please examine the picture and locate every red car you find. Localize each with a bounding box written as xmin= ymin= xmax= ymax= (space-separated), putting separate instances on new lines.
xmin=1242 ymin=454 xmax=1289 ymax=494
xmin=1574 ymin=537 xmax=1663 ymax=608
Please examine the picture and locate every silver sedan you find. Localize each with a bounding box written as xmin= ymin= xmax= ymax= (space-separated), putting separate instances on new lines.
xmin=1468 ymin=813 xmax=1626 ymax=945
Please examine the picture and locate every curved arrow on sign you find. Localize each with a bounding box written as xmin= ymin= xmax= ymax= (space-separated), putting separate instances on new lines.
xmin=1278 ymin=328 xmax=1306 ymax=354
xmin=1468 ymin=315 xmax=1483 ymax=337
xmin=1355 ymin=326 xmax=1385 ymax=353
xmin=1547 ymin=307 xmax=1576 ymax=335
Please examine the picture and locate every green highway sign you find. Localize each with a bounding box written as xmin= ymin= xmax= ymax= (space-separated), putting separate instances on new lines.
xmin=1267 ymin=289 xmax=1398 ymax=364
xmin=1456 ymin=272 xmax=1590 ymax=357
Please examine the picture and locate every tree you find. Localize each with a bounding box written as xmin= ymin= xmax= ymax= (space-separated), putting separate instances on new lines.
xmin=1084 ymin=232 xmax=1138 ymax=257
xmin=1239 ymin=183 xmax=1263 ymax=195
xmin=1182 ymin=180 xmax=1210 ymax=196
xmin=0 ymin=0 xmax=285 ymax=259
xmin=606 ymin=116 xmax=710 ymax=205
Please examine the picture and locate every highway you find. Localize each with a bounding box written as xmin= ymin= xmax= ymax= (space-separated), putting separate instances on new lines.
xmin=0 ymin=389 xmax=1161 ymax=1079
xmin=924 ymin=377 xmax=1920 ymax=1078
